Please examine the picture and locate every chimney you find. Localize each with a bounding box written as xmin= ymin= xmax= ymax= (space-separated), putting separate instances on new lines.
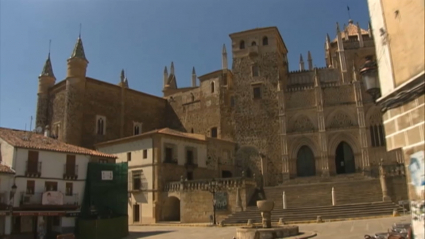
xmin=44 ymin=125 xmax=50 ymax=137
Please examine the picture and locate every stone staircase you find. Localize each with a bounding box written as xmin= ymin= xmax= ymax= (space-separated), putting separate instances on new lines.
xmin=222 ymin=174 xmax=399 ymax=224
xmin=263 ymin=174 xmax=383 ymax=208
xmin=222 ymin=201 xmax=404 ymax=224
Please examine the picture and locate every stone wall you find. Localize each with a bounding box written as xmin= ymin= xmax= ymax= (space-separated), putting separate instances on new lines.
xmin=77 ymin=78 xmax=167 ymax=148
xmin=163 ymin=178 xmax=257 ymax=223
xmin=47 ymin=81 xmax=66 ymax=140
xmin=231 ymin=52 xmax=282 ymax=186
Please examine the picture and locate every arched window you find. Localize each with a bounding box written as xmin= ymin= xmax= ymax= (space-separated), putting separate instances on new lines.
xmin=262 ymin=36 xmax=268 ymax=45
xmin=97 ymin=118 xmax=104 ymax=135
xmin=191 ymin=128 xmax=194 ymax=133
xmin=134 ymin=126 xmax=140 ymax=135
xmin=211 ymin=81 xmax=215 ymax=93
xmin=251 ymin=41 xmax=257 ymax=46
xmin=239 ymin=40 xmax=245 ymax=49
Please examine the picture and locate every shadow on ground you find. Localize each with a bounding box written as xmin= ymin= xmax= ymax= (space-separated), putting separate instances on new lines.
xmin=125 ymin=230 xmax=175 ymax=238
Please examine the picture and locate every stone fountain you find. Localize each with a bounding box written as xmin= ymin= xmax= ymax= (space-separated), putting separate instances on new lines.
xmin=235 ymin=200 xmax=299 ymax=239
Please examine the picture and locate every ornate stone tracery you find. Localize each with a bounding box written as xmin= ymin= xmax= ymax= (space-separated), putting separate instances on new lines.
xmin=290 ymin=115 xmax=315 ymax=133
xmin=328 ymin=112 xmax=355 ymax=129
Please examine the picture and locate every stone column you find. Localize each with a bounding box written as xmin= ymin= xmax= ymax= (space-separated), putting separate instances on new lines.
xmin=353 ymin=71 xmax=371 ymax=173
xmin=235 ymin=187 xmax=243 ymax=212
xmin=278 ymin=91 xmax=290 ymax=181
xmin=379 ymin=159 xmax=391 ymax=202
xmin=314 ymin=70 xmax=330 ymax=176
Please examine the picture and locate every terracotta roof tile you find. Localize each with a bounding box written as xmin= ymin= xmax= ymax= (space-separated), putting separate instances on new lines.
xmin=0 ymin=164 xmax=15 ymax=174
xmin=158 ymin=128 xmax=206 ymax=141
xmin=0 ymin=127 xmax=116 ymax=159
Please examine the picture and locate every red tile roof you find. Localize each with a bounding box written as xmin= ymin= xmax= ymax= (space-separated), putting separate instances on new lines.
xmin=0 ymin=127 xmax=116 ymax=159
xmin=0 ymin=164 xmax=15 ymax=174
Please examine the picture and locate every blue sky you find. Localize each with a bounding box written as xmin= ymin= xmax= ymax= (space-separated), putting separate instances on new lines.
xmin=0 ymin=0 xmax=371 ymax=130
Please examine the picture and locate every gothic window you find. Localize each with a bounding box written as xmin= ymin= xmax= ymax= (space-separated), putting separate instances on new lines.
xmin=253 ymin=86 xmax=261 ymax=99
xmin=211 ymin=81 xmax=215 ymax=93
xmin=252 ymin=65 xmax=259 ymax=77
xmin=262 ymin=36 xmax=268 ymax=45
xmin=96 ymin=116 xmax=106 ymax=135
xmin=133 ymin=122 xmax=142 ymax=135
xmin=251 ymin=41 xmax=257 ymax=46
xmin=239 ymin=40 xmax=245 ymax=49
xmin=211 ymin=127 xmax=218 ymax=138
xmin=369 ymin=124 xmax=386 ymax=147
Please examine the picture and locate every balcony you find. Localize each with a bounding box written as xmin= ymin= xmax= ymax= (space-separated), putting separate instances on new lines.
xmin=25 ymin=161 xmax=41 ymax=177
xmin=184 ymin=159 xmax=198 ymax=168
xmin=63 ymin=164 xmax=79 ymax=180
xmin=20 ymin=192 xmax=79 ymax=209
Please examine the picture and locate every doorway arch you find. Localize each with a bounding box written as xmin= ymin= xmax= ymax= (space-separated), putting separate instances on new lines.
xmin=335 ymin=141 xmax=356 ymax=174
xmin=296 ymin=146 xmax=316 ymax=177
xmin=162 ymin=196 xmax=180 ymax=221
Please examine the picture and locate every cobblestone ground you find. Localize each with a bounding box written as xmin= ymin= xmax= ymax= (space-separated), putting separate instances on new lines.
xmin=126 ymin=215 xmax=411 ymax=239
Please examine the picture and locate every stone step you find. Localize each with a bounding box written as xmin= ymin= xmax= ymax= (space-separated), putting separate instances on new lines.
xmin=222 ymin=202 xmax=402 ymax=224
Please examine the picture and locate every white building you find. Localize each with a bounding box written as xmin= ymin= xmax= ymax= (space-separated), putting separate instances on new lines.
xmin=96 ymin=128 xmax=236 ymax=224
xmin=0 ymin=127 xmax=116 ymax=238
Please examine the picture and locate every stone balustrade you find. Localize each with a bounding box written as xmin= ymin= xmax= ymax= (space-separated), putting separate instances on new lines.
xmin=164 ymin=177 xmax=256 ymax=192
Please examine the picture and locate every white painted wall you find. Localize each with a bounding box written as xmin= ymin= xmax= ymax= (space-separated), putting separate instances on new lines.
xmin=161 ymin=137 xmax=207 ymax=168
xmin=367 ymin=0 xmax=395 ymax=97
xmin=97 ymin=137 xmax=155 ymax=224
xmin=10 ymin=148 xmax=88 ymax=207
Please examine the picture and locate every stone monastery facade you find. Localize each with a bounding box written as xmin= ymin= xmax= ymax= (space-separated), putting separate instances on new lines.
xmin=35 ymin=19 xmax=402 ymax=186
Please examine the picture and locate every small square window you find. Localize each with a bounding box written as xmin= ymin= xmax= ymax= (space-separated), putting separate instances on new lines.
xmin=127 ymin=152 xmax=132 ymax=162
xmin=143 ymin=150 xmax=147 ymax=159
xmin=253 ymin=87 xmax=261 ymax=99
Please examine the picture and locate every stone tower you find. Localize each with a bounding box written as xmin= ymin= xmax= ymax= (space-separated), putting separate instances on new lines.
xmin=229 ymin=27 xmax=289 ymax=185
xmin=35 ymin=52 xmax=56 ymax=130
xmin=63 ymin=35 xmax=88 ymax=145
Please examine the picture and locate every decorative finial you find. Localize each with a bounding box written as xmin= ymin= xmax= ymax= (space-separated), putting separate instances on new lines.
xmin=120 ymin=69 xmax=125 ymax=82
xmin=336 ymin=22 xmax=341 ymax=33
xmin=299 ymin=54 xmax=303 ymax=62
xmin=48 ymin=39 xmax=51 ymax=57
xmin=192 ymin=66 xmax=196 ymax=75
xmin=79 ymin=23 xmax=82 ymax=38
xmin=170 ymin=61 xmax=175 ymax=75
xmin=222 ymin=44 xmax=227 ymax=54
xmin=308 ymin=51 xmax=312 ymax=60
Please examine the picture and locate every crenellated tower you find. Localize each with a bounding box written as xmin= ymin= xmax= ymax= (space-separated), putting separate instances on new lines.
xmin=63 ymin=35 xmax=89 ymax=146
xmin=36 ymin=51 xmax=56 ymax=130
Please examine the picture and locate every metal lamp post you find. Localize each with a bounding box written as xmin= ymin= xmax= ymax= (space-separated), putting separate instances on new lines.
xmin=207 ymin=178 xmax=222 ymax=225
xmin=360 ymin=56 xmax=381 ymax=101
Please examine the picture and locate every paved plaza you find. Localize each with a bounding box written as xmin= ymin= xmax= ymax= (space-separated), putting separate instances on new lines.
xmin=125 ymin=216 xmax=411 ymax=239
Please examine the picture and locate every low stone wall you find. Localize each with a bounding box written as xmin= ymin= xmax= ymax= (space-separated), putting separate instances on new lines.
xmin=164 ymin=177 xmax=257 ymax=223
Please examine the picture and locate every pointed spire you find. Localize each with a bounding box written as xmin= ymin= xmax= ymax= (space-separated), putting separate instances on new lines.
xmin=336 ymin=22 xmax=341 ymax=33
xmin=222 ymin=44 xmax=228 ymax=70
xmin=314 ymin=68 xmax=320 ymax=87
xmin=357 ymin=22 xmax=364 ymax=47
xmin=191 ymin=67 xmax=197 ymax=87
xmin=124 ymin=78 xmax=129 ymax=88
xmin=70 ymin=36 xmax=87 ymax=61
xmin=299 ymin=54 xmax=305 ymax=71
xmin=40 ymin=52 xmax=55 ymax=78
xmin=120 ymin=69 xmax=125 ymax=82
xmin=326 ymin=33 xmax=331 ymax=49
xmin=170 ymin=62 xmax=175 ymax=75
xmin=163 ymin=66 xmax=168 ymax=87
xmin=368 ymin=21 xmax=373 ymax=38
xmin=307 ymin=51 xmax=313 ymax=70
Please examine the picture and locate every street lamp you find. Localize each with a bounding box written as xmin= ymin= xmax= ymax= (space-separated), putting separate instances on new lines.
xmin=206 ymin=178 xmax=222 ymax=226
xmin=360 ymin=55 xmax=381 ymax=102
xmin=9 ymin=183 xmax=17 ymax=212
